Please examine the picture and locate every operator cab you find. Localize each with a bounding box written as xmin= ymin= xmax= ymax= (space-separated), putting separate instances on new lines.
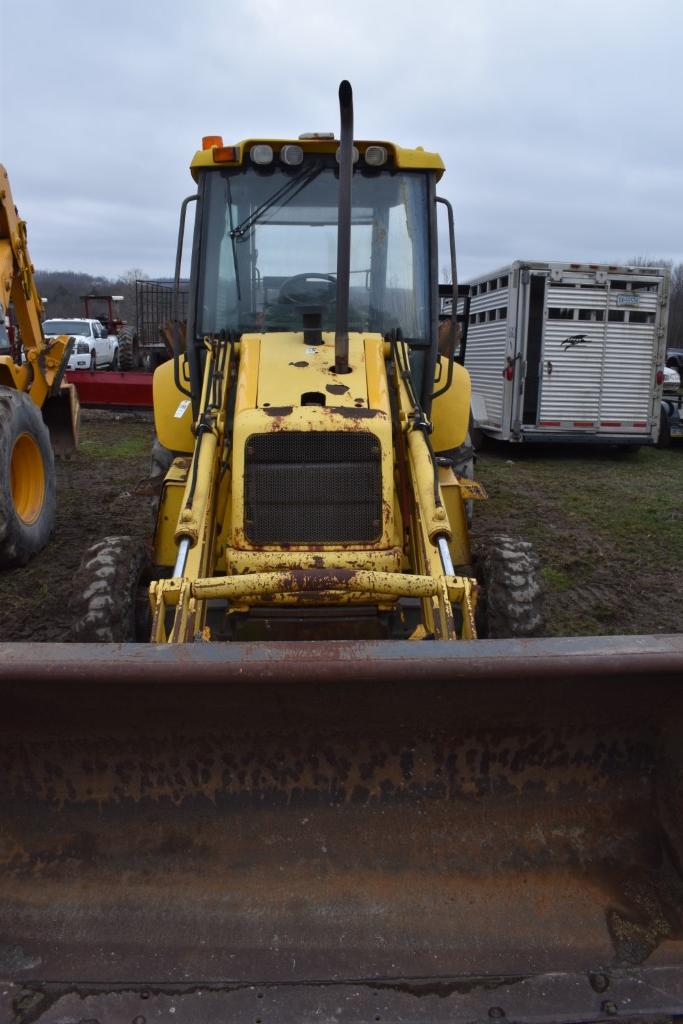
xmin=186 ymin=138 xmax=447 ymax=409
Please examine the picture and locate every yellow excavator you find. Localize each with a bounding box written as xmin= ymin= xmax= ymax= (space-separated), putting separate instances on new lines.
xmin=0 ymin=86 xmax=681 ymax=1022
xmin=0 ymin=165 xmax=79 ymax=566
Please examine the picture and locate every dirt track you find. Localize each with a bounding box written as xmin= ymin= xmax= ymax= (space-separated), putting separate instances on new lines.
xmin=0 ymin=415 xmax=681 ymax=641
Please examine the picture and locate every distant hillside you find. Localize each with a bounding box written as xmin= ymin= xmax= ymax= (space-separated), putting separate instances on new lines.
xmin=35 ymin=269 xmax=145 ymax=325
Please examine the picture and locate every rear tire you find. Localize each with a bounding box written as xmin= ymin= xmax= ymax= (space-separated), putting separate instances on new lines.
xmin=438 ymin=433 xmax=474 ymax=527
xmin=150 ymin=435 xmax=174 ymax=524
xmin=117 ymin=326 xmax=140 ymax=371
xmin=70 ymin=535 xmax=152 ymax=641
xmin=0 ymin=387 xmax=56 ymax=567
xmin=475 ymin=535 xmax=544 ymax=638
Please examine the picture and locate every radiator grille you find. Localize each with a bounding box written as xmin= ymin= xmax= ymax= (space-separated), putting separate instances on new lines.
xmin=244 ymin=431 xmax=382 ymax=544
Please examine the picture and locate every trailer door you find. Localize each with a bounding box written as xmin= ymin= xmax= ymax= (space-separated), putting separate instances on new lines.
xmin=518 ymin=272 xmax=548 ymax=427
xmin=536 ymin=272 xmax=608 ymax=430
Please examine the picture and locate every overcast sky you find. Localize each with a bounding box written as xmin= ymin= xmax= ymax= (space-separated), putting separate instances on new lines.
xmin=2 ymin=0 xmax=682 ymax=282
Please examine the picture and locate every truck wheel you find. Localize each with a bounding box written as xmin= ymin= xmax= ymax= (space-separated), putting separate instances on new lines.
xmin=109 ymin=349 xmax=119 ymax=371
xmin=89 ymin=353 xmax=96 ymax=371
xmin=475 ymin=535 xmax=544 ymax=638
xmin=0 ymin=387 xmax=56 ymax=567
xmin=70 ymin=535 xmax=152 ymax=641
xmin=117 ymin=326 xmax=140 ymax=371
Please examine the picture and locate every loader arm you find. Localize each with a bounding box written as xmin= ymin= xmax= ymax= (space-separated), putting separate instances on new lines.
xmin=150 ymin=335 xmax=477 ymax=643
xmin=0 ymin=165 xmax=73 ymax=405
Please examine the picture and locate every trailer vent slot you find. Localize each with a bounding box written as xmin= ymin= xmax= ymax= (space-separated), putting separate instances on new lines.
xmin=244 ymin=431 xmax=382 ymax=544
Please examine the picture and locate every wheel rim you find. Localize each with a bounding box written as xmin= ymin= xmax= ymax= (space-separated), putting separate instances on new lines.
xmin=10 ymin=433 xmax=46 ymax=525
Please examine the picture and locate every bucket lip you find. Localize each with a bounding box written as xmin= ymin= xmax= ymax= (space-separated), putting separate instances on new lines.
xmin=2 ymin=963 xmax=682 ymax=1021
xmin=0 ymin=635 xmax=682 ymax=685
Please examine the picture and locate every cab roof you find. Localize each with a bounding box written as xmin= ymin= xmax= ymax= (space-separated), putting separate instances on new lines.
xmin=190 ymin=138 xmax=444 ymax=181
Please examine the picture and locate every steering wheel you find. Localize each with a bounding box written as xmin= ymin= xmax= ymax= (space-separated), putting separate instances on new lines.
xmin=278 ymin=273 xmax=337 ymax=306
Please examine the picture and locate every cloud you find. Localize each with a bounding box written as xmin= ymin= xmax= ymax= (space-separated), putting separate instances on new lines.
xmin=2 ymin=0 xmax=682 ymax=279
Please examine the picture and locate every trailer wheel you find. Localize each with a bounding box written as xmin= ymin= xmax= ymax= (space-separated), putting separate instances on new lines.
xmin=117 ymin=326 xmax=140 ymax=371
xmin=475 ymin=535 xmax=544 ymax=638
xmin=0 ymin=387 xmax=56 ymax=567
xmin=70 ymin=535 xmax=152 ymax=641
xmin=656 ymin=405 xmax=671 ymax=449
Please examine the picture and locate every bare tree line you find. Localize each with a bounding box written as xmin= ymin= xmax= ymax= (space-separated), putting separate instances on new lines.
xmin=36 ymin=259 xmax=682 ymax=348
xmin=34 ymin=269 xmax=147 ymax=326
xmin=630 ymin=257 xmax=683 ymax=348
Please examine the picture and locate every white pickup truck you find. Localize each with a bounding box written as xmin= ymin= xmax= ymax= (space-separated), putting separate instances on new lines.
xmin=42 ymin=318 xmax=119 ymax=370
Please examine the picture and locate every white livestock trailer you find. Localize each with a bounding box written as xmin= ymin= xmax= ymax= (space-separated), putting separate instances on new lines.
xmin=462 ymin=261 xmax=670 ymax=446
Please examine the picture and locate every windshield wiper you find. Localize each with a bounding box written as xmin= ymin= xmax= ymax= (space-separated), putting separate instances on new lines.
xmin=225 ymin=176 xmax=241 ymax=301
xmin=230 ymin=164 xmax=323 ymax=241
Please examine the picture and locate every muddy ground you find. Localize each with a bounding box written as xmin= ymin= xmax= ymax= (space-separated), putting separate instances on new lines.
xmin=0 ymin=413 xmax=154 ymax=642
xmin=0 ymin=414 xmax=681 ymax=640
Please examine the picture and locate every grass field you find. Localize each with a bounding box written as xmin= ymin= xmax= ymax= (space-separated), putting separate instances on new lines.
xmin=471 ymin=440 xmax=683 ymax=636
xmin=0 ymin=416 xmax=680 ymax=641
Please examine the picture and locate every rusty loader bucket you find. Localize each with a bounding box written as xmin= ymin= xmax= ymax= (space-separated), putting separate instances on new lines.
xmin=0 ymin=635 xmax=682 ymax=1022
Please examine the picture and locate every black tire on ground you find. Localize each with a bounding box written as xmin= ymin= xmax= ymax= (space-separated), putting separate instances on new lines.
xmin=0 ymin=386 xmax=56 ymax=568
xmin=89 ymin=352 xmax=96 ymax=371
xmin=109 ymin=348 xmax=119 ymax=371
xmin=469 ymin=415 xmax=485 ymax=452
xmin=70 ymin=535 xmax=152 ymax=641
xmin=150 ymin=435 xmax=175 ymax=524
xmin=117 ymin=326 xmax=140 ymax=371
xmin=657 ymin=405 xmax=671 ymax=449
xmin=474 ymin=534 xmax=545 ymax=639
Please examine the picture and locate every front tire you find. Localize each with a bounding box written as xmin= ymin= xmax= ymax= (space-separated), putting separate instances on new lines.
xmin=0 ymin=387 xmax=56 ymax=567
xmin=89 ymin=353 xmax=96 ymax=371
xmin=70 ymin=535 xmax=152 ymax=641
xmin=475 ymin=534 xmax=545 ymax=638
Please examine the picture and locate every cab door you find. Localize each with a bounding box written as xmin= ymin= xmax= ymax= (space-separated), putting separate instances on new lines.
xmin=93 ymin=322 xmax=107 ymax=366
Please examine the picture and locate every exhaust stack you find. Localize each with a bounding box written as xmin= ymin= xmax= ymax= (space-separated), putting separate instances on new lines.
xmin=334 ymin=80 xmax=353 ymax=374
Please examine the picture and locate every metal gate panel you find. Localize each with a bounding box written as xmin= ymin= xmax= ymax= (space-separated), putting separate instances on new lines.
xmin=538 ymin=282 xmax=607 ymax=423
xmin=600 ymin=322 xmax=657 ymax=421
xmin=464 ymin=283 xmax=511 ymax=429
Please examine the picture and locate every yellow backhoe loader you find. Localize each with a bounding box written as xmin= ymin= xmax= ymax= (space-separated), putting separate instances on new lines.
xmin=0 ymin=165 xmax=79 ymax=566
xmin=0 ymin=86 xmax=681 ymax=1022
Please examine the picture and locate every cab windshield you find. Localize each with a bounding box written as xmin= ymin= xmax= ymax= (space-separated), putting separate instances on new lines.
xmin=43 ymin=320 xmax=91 ymax=336
xmin=196 ymin=161 xmax=432 ymax=343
